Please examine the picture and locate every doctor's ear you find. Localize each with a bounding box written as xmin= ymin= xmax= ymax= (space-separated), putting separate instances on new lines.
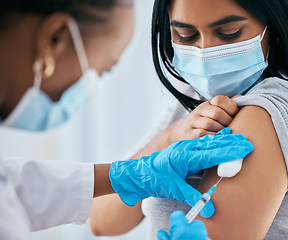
xmin=36 ymin=13 xmax=75 ymax=78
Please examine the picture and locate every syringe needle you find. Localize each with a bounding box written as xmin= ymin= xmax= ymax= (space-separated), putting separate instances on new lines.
xmin=216 ymin=177 xmax=223 ymax=186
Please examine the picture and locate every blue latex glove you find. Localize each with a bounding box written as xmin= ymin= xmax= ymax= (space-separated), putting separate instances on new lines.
xmin=157 ymin=211 xmax=210 ymax=240
xmin=109 ymin=128 xmax=253 ymax=217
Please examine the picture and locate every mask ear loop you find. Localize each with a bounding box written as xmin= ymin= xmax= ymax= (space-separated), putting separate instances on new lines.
xmin=260 ymin=26 xmax=269 ymax=64
xmin=32 ymin=58 xmax=44 ymax=93
xmin=260 ymin=26 xmax=268 ymax=42
xmin=68 ymin=19 xmax=89 ymax=74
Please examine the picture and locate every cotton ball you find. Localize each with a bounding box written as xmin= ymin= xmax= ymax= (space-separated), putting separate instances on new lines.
xmin=217 ymin=159 xmax=243 ymax=178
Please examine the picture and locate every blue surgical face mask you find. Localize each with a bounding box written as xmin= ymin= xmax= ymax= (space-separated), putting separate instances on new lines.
xmin=2 ymin=19 xmax=98 ymax=131
xmin=172 ymin=27 xmax=268 ymax=100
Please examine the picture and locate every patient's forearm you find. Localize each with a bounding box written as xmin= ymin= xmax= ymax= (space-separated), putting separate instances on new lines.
xmin=89 ymin=194 xmax=144 ymax=236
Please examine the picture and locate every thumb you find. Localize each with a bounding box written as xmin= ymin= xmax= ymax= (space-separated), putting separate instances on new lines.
xmin=179 ymin=183 xmax=215 ymax=218
xmin=199 ymin=199 xmax=215 ymax=218
xmin=170 ymin=211 xmax=188 ymax=227
xmin=231 ymin=94 xmax=242 ymax=100
xmin=157 ymin=229 xmax=170 ymax=240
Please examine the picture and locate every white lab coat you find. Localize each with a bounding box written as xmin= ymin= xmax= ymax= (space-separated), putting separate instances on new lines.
xmin=0 ymin=158 xmax=94 ymax=239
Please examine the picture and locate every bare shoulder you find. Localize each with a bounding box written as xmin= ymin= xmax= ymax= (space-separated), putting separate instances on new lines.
xmin=196 ymin=105 xmax=288 ymax=240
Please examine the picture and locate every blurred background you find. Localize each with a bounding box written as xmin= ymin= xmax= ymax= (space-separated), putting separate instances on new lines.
xmin=0 ymin=0 xmax=172 ymax=239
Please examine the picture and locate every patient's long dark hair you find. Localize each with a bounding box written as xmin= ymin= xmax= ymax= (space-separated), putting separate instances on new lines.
xmin=152 ymin=0 xmax=288 ymax=111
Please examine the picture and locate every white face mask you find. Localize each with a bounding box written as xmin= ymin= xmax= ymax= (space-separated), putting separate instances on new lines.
xmin=2 ymin=19 xmax=98 ymax=131
xmin=172 ymin=27 xmax=268 ymax=100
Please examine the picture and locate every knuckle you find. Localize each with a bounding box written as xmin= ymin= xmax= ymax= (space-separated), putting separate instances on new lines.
xmin=210 ymin=95 xmax=229 ymax=106
xmin=210 ymin=108 xmax=222 ymax=120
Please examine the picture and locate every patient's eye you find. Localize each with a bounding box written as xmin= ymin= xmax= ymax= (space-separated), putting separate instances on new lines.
xmin=218 ymin=29 xmax=241 ymax=40
xmin=172 ymin=28 xmax=199 ymax=44
xmin=178 ymin=33 xmax=199 ymax=43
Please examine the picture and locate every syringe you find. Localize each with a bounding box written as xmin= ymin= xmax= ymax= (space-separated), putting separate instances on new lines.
xmin=185 ymin=178 xmax=222 ymax=223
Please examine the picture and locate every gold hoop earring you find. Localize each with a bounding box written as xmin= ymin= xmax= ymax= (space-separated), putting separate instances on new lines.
xmin=43 ymin=57 xmax=55 ymax=79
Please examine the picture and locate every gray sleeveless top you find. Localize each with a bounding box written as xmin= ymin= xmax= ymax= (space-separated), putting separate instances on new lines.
xmin=141 ymin=77 xmax=288 ymax=239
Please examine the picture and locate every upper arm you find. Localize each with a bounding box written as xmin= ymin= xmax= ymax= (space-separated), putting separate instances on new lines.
xmin=196 ymin=106 xmax=288 ymax=239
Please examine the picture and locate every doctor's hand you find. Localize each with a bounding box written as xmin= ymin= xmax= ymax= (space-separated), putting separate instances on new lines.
xmin=157 ymin=211 xmax=210 ymax=240
xmin=109 ymin=128 xmax=253 ymax=217
xmin=166 ymin=95 xmax=239 ymax=142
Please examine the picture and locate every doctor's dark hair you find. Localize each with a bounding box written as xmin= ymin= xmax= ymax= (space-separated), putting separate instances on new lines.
xmin=152 ymin=0 xmax=288 ymax=111
xmin=0 ymin=0 xmax=133 ymax=27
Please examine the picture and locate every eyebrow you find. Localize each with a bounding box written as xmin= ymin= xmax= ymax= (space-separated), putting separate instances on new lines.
xmin=170 ymin=21 xmax=195 ymax=29
xmin=209 ymin=15 xmax=247 ymax=27
xmin=170 ymin=15 xmax=247 ymax=29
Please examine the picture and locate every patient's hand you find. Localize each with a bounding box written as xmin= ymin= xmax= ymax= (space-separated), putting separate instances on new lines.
xmin=166 ymin=95 xmax=239 ymax=142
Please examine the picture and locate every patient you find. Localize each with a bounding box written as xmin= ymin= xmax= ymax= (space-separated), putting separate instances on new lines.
xmin=89 ymin=0 xmax=288 ymax=239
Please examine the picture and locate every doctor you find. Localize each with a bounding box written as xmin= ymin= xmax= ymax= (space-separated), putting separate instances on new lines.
xmin=0 ymin=0 xmax=253 ymax=239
